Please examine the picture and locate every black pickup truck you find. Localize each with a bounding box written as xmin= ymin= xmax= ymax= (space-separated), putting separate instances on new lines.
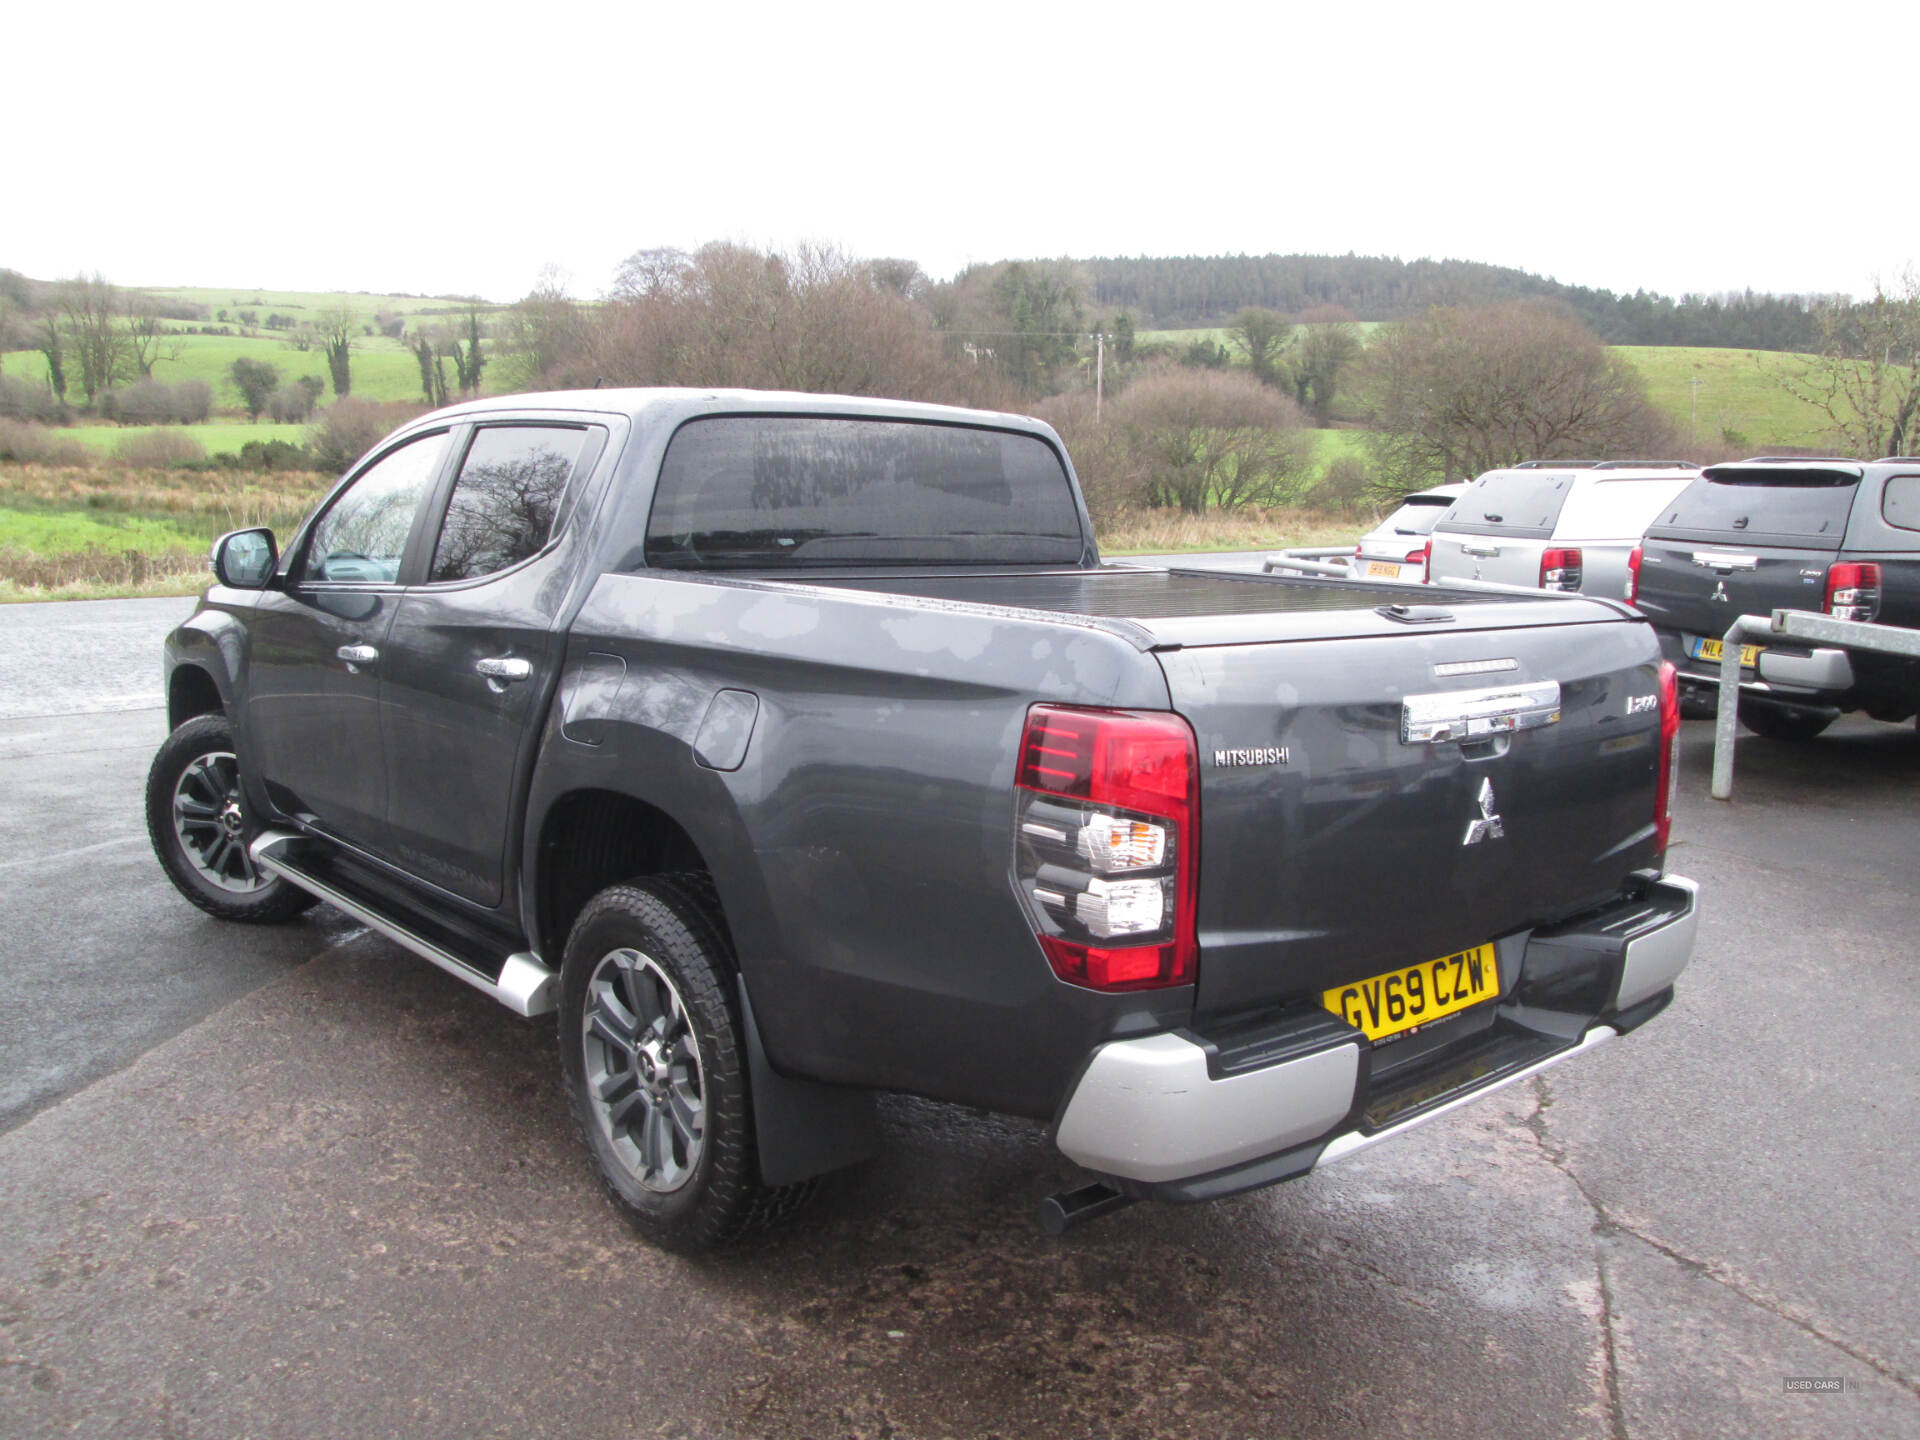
xmin=148 ymin=389 xmax=1699 ymax=1251
xmin=1636 ymin=458 xmax=1920 ymax=739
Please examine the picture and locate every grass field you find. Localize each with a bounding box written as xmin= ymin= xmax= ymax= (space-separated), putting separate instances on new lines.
xmin=1 ymin=331 xmax=430 ymax=407
xmin=145 ymin=286 xmax=496 ymax=320
xmin=1616 ymin=345 xmax=1836 ymax=451
xmin=59 ymin=421 xmax=315 ymax=456
xmin=0 ymin=463 xmax=329 ymax=601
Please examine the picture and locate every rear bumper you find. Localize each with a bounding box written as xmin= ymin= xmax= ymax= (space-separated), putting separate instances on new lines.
xmin=1662 ymin=630 xmax=1856 ymax=703
xmin=1053 ymin=873 xmax=1699 ymax=1198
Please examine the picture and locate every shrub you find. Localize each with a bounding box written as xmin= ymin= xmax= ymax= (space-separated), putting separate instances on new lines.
xmin=0 ymin=419 xmax=93 ymax=466
xmin=0 ymin=375 xmax=67 ymax=424
xmin=306 ymin=398 xmax=427 ymax=475
xmin=98 ymin=379 xmax=213 ymax=426
xmin=237 ymin=438 xmax=310 ymax=471
xmin=1112 ymin=367 xmax=1313 ymax=513
xmin=267 ymin=382 xmax=317 ymax=424
xmin=114 ymin=429 xmax=208 ymax=468
xmin=1311 ymin=456 xmax=1374 ymax=514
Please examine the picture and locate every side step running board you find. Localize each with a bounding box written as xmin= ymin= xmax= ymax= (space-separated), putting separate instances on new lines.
xmin=250 ymin=830 xmax=557 ymax=1017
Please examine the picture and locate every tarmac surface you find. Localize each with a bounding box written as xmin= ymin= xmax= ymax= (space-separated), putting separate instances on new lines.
xmin=1 ymin=593 xmax=1915 ymax=1439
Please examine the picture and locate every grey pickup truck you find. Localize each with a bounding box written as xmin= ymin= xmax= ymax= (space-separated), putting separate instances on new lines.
xmin=147 ymin=389 xmax=1699 ymax=1252
xmin=1636 ymin=457 xmax=1920 ymax=739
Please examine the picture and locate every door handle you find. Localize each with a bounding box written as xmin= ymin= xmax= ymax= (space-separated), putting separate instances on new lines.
xmin=336 ymin=644 xmax=379 ymax=672
xmin=1461 ymin=543 xmax=1501 ymax=558
xmin=476 ymin=656 xmax=534 ymax=691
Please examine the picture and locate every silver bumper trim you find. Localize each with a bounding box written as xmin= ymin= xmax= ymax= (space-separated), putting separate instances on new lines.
xmin=1615 ymin=873 xmax=1700 ymax=1010
xmin=1317 ymin=1025 xmax=1617 ymax=1167
xmin=1055 ymin=1033 xmax=1360 ymax=1183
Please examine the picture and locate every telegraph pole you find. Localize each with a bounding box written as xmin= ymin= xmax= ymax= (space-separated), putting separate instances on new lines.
xmin=1095 ymin=332 xmax=1105 ymax=421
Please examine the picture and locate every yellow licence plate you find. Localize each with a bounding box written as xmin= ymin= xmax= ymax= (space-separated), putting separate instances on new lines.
xmin=1323 ymin=945 xmax=1499 ymax=1044
xmin=1691 ymin=636 xmax=1763 ymax=667
xmin=1365 ymin=561 xmax=1402 ymax=578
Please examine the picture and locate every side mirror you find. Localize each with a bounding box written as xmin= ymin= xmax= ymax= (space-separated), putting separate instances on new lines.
xmin=211 ymin=528 xmax=277 ymax=589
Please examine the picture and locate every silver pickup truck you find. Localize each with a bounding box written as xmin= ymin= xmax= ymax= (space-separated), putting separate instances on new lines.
xmin=1428 ymin=463 xmax=1699 ymax=602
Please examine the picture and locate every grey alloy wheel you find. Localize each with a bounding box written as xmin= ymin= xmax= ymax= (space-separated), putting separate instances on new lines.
xmin=581 ymin=947 xmax=707 ymax=1192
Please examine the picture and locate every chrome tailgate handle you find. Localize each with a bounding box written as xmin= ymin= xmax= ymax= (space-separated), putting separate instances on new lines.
xmin=1691 ymin=551 xmax=1757 ymax=572
xmin=1403 ymin=681 xmax=1562 ymax=744
xmin=1460 ymin=542 xmax=1502 ymax=558
xmin=336 ymin=644 xmax=378 ymax=672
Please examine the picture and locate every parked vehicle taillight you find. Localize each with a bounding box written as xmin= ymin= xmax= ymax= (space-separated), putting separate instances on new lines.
xmin=1654 ymin=661 xmax=1680 ymax=862
xmin=1014 ymin=705 xmax=1198 ymax=991
xmin=1540 ymin=547 xmax=1583 ymax=592
xmin=1824 ymin=562 xmax=1881 ymax=621
xmin=1625 ymin=546 xmax=1643 ymax=605
xmin=1405 ymin=540 xmax=1431 ymax=580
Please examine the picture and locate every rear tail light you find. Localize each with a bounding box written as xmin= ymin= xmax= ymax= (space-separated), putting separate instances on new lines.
xmin=1405 ymin=540 xmax=1432 ymax=581
xmin=1014 ymin=705 xmax=1198 ymax=991
xmin=1625 ymin=546 xmax=1643 ymax=605
xmin=1540 ymin=547 xmax=1583 ymax=592
xmin=1824 ymin=561 xmax=1881 ymax=621
xmin=1654 ymin=661 xmax=1680 ymax=862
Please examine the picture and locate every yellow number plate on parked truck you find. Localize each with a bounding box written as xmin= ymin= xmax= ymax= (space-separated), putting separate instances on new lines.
xmin=1323 ymin=944 xmax=1499 ymax=1043
xmin=1690 ymin=636 xmax=1763 ymax=667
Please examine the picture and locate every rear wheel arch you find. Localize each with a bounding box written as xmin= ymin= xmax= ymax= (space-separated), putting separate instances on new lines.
xmin=535 ymin=788 xmax=722 ymax=961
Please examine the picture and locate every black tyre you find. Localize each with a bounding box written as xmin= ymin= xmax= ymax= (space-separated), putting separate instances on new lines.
xmin=145 ymin=714 xmax=318 ymax=924
xmin=558 ymin=877 xmax=812 ymax=1252
xmin=1737 ymin=698 xmax=1835 ymax=742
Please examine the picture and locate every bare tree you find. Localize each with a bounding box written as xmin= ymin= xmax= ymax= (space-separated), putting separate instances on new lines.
xmin=1773 ymin=272 xmax=1920 ymax=458
xmin=1114 ymin=367 xmax=1313 ymax=513
xmin=1227 ymin=307 xmax=1289 ymax=386
xmin=125 ymin=295 xmax=182 ymax=378
xmin=314 ymin=304 xmax=358 ymax=397
xmin=59 ymin=273 xmax=131 ymax=405
xmin=1360 ymin=300 xmax=1675 ymax=488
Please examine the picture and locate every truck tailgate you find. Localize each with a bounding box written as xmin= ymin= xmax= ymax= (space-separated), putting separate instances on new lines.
xmin=1157 ymin=619 xmax=1665 ymax=1022
xmin=1636 ymin=536 xmax=1835 ymax=641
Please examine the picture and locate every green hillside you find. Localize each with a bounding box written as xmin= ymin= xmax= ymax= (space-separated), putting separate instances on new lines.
xmin=1616 ymin=345 xmax=1835 ymax=451
xmin=3 ymin=331 xmax=440 ymax=407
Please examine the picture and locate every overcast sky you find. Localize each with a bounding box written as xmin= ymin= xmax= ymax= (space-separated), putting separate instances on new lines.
xmin=11 ymin=0 xmax=1914 ymax=306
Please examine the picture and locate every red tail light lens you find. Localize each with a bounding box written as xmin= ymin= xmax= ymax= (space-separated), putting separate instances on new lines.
xmin=1540 ymin=547 xmax=1583 ymax=592
xmin=1654 ymin=661 xmax=1680 ymax=862
xmin=1014 ymin=706 xmax=1198 ymax=991
xmin=1417 ymin=539 xmax=1432 ymax=582
xmin=1625 ymin=546 xmax=1643 ymax=605
xmin=1824 ymin=562 xmax=1881 ymax=621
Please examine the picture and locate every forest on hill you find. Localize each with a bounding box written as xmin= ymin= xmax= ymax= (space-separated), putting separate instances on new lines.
xmin=1064 ymin=253 xmax=1823 ymax=351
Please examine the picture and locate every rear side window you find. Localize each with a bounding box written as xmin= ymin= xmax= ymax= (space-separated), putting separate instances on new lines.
xmin=429 ymin=425 xmax=591 ymax=583
xmin=643 ymin=416 xmax=1084 ymax=568
xmin=1436 ymin=472 xmax=1578 ymax=535
xmin=1552 ymin=478 xmax=1694 ymax=540
xmin=1651 ymin=471 xmax=1859 ymax=542
xmin=1884 ymin=475 xmax=1920 ymax=533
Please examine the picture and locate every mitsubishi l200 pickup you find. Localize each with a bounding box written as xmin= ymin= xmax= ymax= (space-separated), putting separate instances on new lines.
xmin=148 ymin=390 xmax=1700 ymax=1251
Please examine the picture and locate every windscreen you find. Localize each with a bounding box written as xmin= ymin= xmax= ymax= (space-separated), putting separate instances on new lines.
xmin=1551 ymin=478 xmax=1694 ymax=540
xmin=643 ymin=416 xmax=1085 ymax=568
xmin=1650 ymin=470 xmax=1859 ymax=542
xmin=1435 ymin=472 xmax=1578 ymax=535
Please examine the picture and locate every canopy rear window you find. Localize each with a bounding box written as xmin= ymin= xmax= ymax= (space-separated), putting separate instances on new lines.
xmin=1551 ymin=477 xmax=1695 ymax=540
xmin=1651 ymin=468 xmax=1860 ymax=543
xmin=1435 ymin=472 xmax=1578 ymax=536
xmin=643 ymin=416 xmax=1085 ymax=569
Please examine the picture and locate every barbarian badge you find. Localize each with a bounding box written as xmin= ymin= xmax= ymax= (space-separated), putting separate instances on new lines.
xmin=1462 ymin=777 xmax=1505 ymax=846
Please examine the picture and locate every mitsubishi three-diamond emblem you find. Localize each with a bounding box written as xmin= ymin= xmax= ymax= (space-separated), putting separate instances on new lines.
xmin=1462 ymin=776 xmax=1505 ymax=846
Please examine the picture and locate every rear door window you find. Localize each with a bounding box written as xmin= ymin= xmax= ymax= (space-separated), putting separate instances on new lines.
xmin=428 ymin=425 xmax=593 ymax=583
xmin=1883 ymin=475 xmax=1920 ymax=533
xmin=643 ymin=416 xmax=1085 ymax=568
xmin=1435 ymin=472 xmax=1578 ymax=537
xmin=1382 ymin=498 xmax=1452 ymax=537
